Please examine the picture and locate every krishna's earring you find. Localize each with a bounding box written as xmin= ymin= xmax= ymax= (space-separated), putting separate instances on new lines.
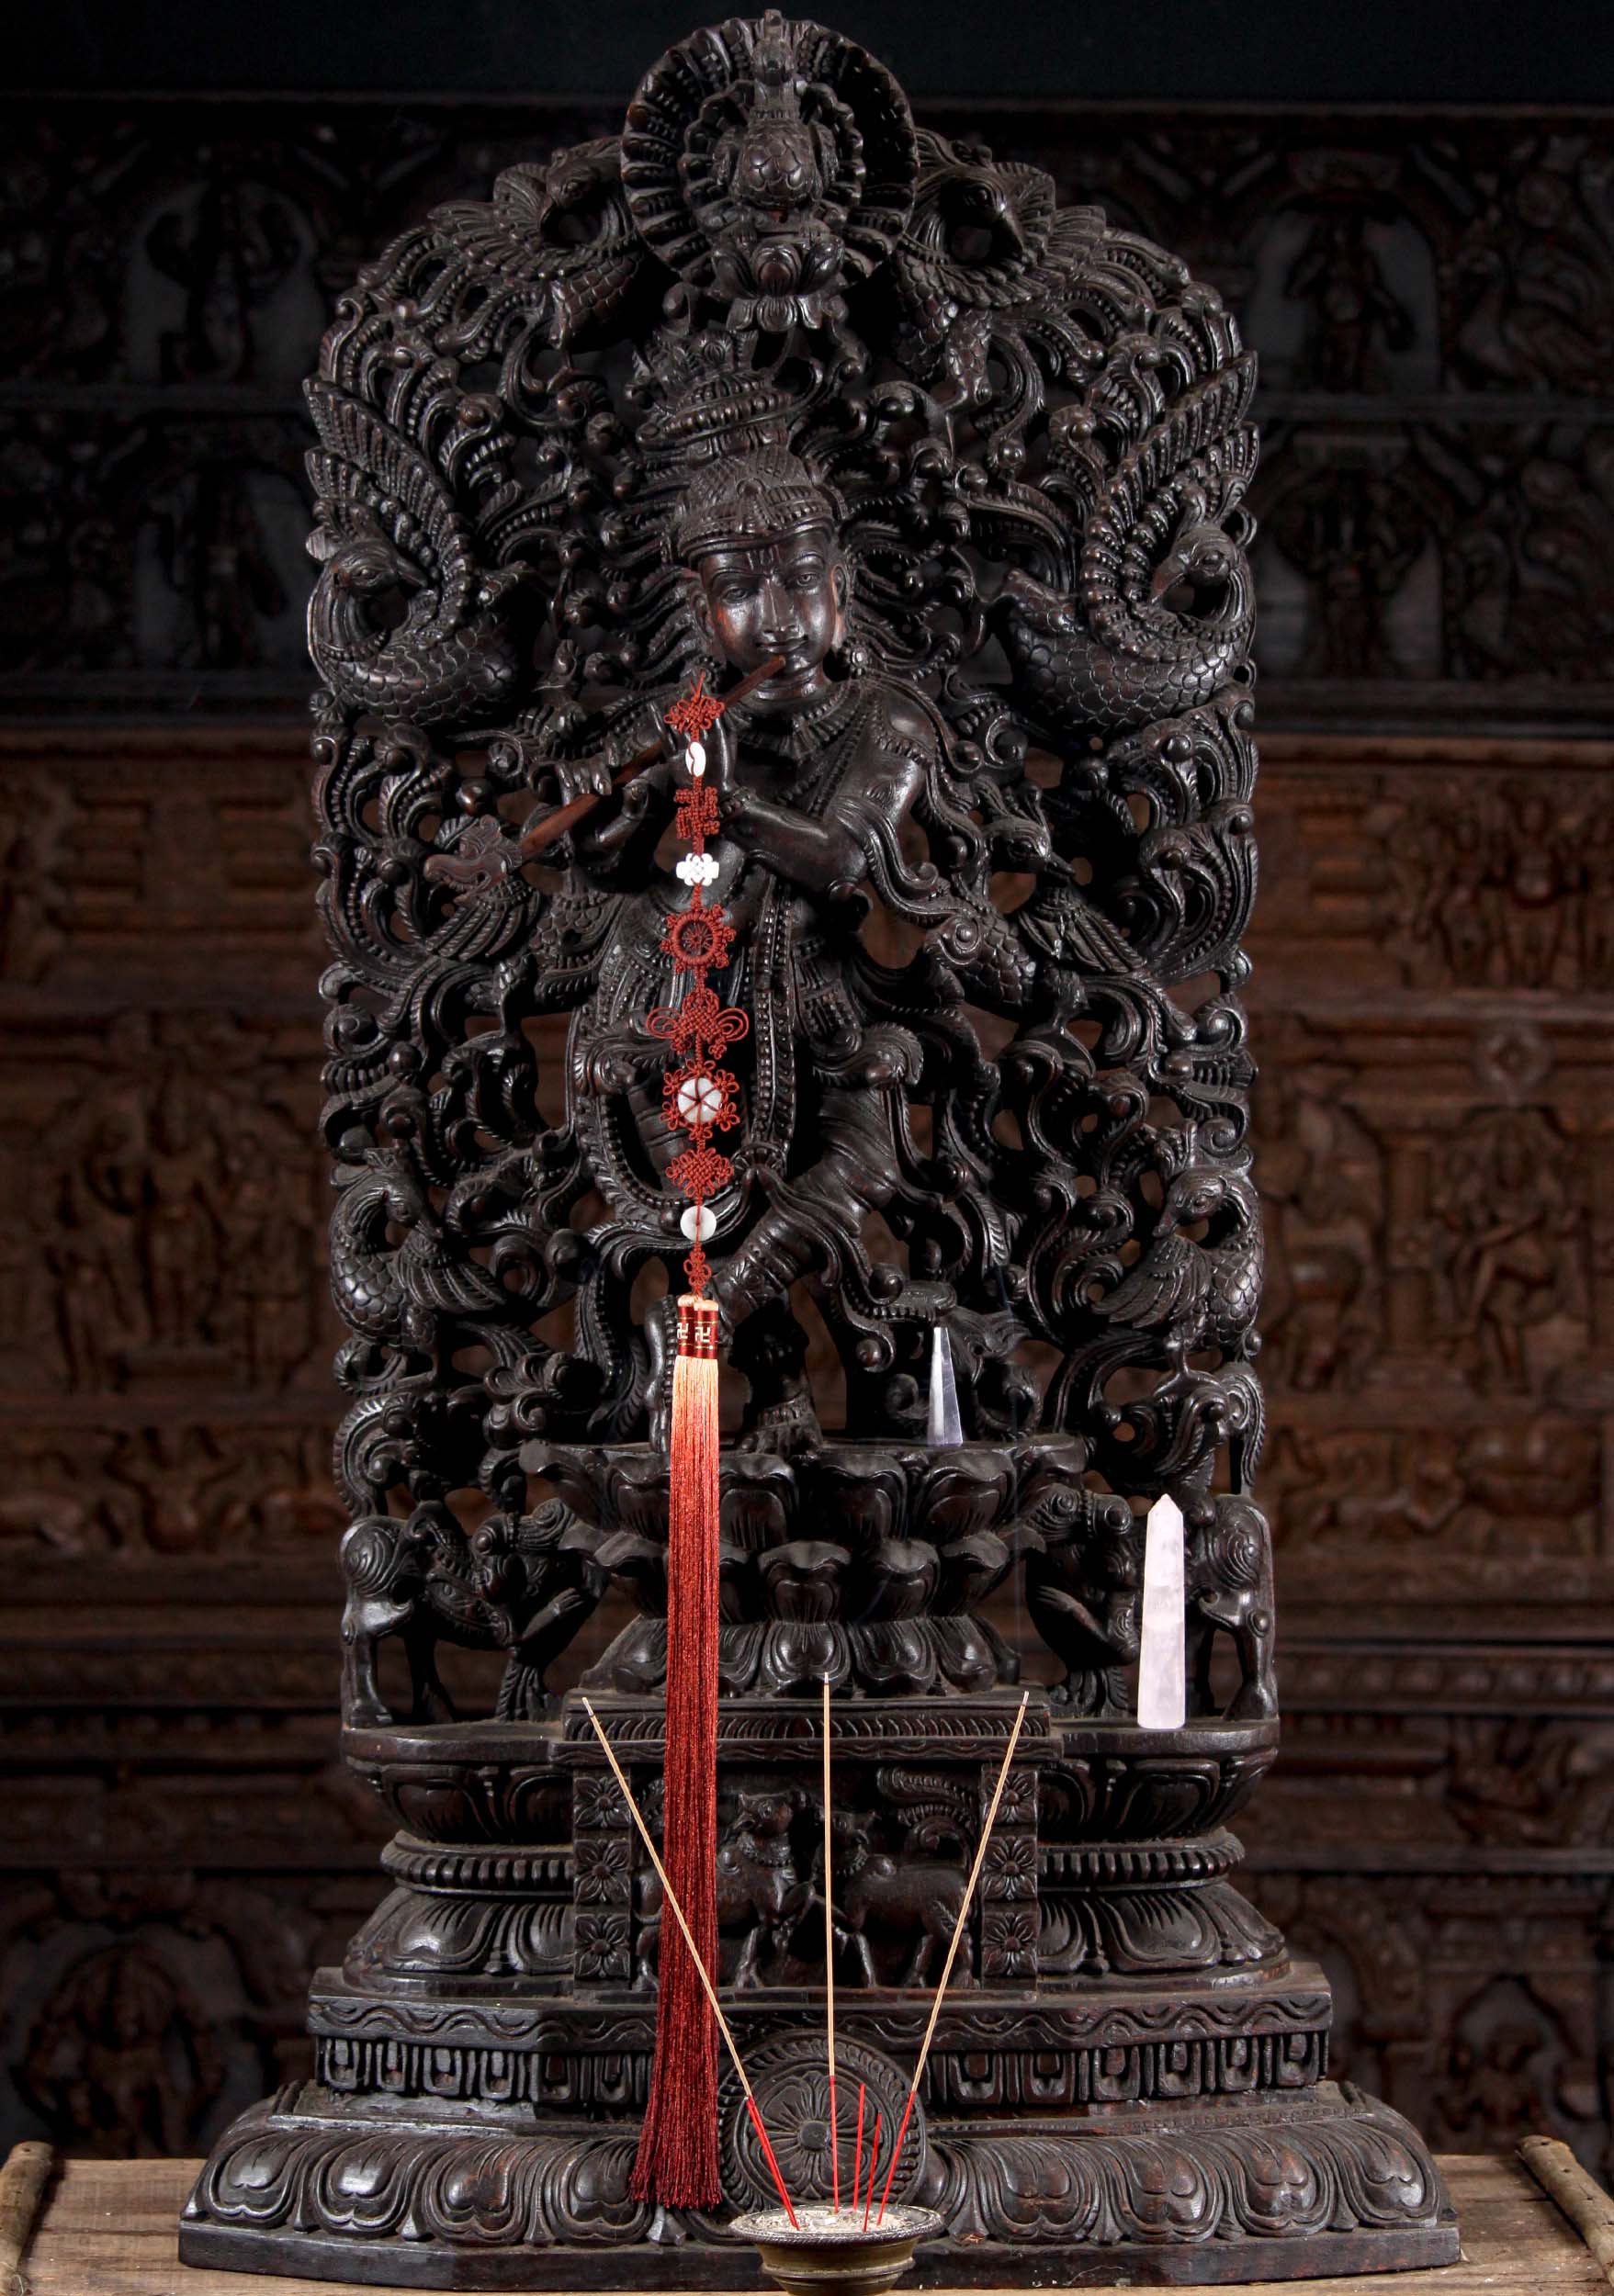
xmin=829 ymin=633 xmax=870 ymax=680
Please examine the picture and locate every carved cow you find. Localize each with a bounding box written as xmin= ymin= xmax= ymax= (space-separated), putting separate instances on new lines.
xmin=338 ymin=1501 xmax=600 ymax=1728
xmin=636 ymin=1787 xmax=808 ymax=1990
xmin=825 ymin=1809 xmax=971 ymax=1987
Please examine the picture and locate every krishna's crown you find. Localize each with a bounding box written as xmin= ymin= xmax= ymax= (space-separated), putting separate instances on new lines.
xmin=669 ymin=445 xmax=841 ymax=564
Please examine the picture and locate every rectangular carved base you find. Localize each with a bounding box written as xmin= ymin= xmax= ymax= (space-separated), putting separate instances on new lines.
xmin=308 ymin=1964 xmax=1337 ymax=2115
xmin=180 ymin=2077 xmax=1458 ymax=2286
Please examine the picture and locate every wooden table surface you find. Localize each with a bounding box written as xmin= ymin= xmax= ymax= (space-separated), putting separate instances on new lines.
xmin=17 ymin=2153 xmax=1604 ymax=2296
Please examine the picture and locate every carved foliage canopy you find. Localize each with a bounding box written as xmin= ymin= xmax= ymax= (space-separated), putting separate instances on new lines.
xmin=308 ymin=11 xmax=1263 ymax=1695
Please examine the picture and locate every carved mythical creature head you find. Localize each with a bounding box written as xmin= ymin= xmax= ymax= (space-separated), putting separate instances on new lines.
xmin=671 ymin=445 xmax=850 ymax=708
xmin=710 ymin=10 xmax=840 ymax=220
xmin=622 ymin=10 xmax=917 ymax=330
xmin=728 ymin=1786 xmax=803 ymax=1839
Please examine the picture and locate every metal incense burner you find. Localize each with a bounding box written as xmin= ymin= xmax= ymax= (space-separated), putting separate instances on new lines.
xmin=734 ymin=2207 xmax=944 ymax=2296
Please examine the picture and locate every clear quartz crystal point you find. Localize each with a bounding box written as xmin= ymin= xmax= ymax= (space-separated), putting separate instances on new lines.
xmin=1136 ymin=1494 xmax=1187 ymax=1730
xmin=927 ymin=1323 xmax=964 ymax=1447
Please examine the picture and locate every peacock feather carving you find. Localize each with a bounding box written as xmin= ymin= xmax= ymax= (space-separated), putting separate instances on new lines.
xmin=995 ymin=355 xmax=1259 ymax=735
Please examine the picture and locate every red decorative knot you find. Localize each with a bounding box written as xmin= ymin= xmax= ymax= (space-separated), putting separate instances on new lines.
xmin=667 ymin=1139 xmax=736 ymax=1202
xmin=664 ymin=1058 xmax=740 ymax=1137
xmin=661 ymin=899 xmax=736 ymax=974
xmin=647 ymin=981 xmax=750 ymax=1059
xmin=641 ymin=669 xmax=751 ymax=1296
xmin=675 ymin=782 xmax=720 ymax=845
xmin=664 ymin=673 xmax=725 ymax=746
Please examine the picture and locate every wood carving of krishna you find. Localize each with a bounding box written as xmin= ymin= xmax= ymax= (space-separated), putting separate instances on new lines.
xmin=179 ymin=13 xmax=1457 ymax=2286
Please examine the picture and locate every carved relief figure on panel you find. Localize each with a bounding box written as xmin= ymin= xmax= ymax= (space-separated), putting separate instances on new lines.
xmin=1430 ymin=1108 xmax=1585 ymax=1391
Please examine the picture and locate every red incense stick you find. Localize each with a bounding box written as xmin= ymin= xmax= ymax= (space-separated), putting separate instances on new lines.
xmin=852 ymin=2082 xmax=866 ymax=2215
xmin=875 ymin=1693 xmax=1031 ymax=2223
xmin=822 ymin=1673 xmax=839 ymax=2212
xmin=746 ymin=2098 xmax=797 ymax=2223
xmin=580 ymin=1696 xmax=799 ymax=2225
xmin=861 ymin=2108 xmax=883 ymax=2230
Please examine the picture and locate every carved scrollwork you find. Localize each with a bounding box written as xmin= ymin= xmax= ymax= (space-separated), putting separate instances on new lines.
xmin=299 ymin=6 xmax=1269 ymax=1721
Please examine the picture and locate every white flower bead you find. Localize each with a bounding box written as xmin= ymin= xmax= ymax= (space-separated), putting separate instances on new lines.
xmin=675 ymin=1073 xmax=724 ymax=1124
xmin=675 ymin=851 xmax=719 ymax=885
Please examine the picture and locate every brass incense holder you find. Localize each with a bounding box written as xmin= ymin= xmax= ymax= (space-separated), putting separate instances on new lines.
xmin=732 ymin=2205 xmax=943 ymax=2296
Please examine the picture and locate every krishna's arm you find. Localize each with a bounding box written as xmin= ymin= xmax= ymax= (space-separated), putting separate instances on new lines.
xmin=723 ymin=690 xmax=928 ymax=896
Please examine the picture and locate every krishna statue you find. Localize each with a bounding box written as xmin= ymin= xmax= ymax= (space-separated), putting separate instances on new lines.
xmin=179 ymin=12 xmax=1456 ymax=2286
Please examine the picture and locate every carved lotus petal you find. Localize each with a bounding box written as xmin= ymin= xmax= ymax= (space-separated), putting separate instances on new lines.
xmin=857 ymin=1623 xmax=937 ymax=1695
xmin=757 ymin=1539 xmax=850 ymax=1621
xmin=758 ymin=1622 xmax=848 ymax=1694
xmin=799 ymin=1449 xmax=910 ymax=1549
xmin=720 ymin=1623 xmax=767 ymax=1693
xmin=598 ymin=1455 xmax=672 ymax=1540
xmin=934 ymin=1530 xmax=1011 ymax=1613
xmin=933 ymin=1615 xmax=1010 ymax=1693
xmin=719 ymin=1454 xmax=798 ymax=1554
xmin=1043 ymin=1732 xmax=1277 ymax=1840
xmin=914 ymin=1450 xmax=1014 ymax=1541
xmin=593 ymin=1529 xmax=666 ymax=1610
xmin=852 ymin=1536 xmax=939 ymax=1622
xmin=1127 ymin=2144 xmax=1213 ymax=2233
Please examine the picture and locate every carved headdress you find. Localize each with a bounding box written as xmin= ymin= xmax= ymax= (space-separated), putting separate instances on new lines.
xmin=668 ymin=443 xmax=842 ymax=564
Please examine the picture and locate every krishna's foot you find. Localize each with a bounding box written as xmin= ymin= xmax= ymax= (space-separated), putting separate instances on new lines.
xmin=735 ymin=1389 xmax=823 ymax=1458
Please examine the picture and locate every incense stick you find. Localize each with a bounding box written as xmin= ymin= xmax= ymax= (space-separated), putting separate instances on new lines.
xmin=861 ymin=2108 xmax=883 ymax=2229
xmin=875 ymin=1692 xmax=1031 ymax=2223
xmin=580 ymin=1697 xmax=799 ymax=2225
xmin=852 ymin=2081 xmax=866 ymax=2217
xmin=822 ymin=1673 xmax=839 ymax=2212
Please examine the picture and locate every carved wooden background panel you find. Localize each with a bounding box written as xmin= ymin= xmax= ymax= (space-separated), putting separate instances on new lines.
xmin=5 ymin=95 xmax=1614 ymax=2170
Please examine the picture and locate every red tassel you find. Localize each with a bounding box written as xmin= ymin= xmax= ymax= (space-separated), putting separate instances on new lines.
xmin=630 ymin=1293 xmax=722 ymax=2210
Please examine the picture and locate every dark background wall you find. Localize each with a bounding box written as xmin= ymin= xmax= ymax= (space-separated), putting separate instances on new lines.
xmin=6 ymin=0 xmax=1614 ymax=2172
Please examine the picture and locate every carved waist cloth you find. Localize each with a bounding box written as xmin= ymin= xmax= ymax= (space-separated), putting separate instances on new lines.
xmin=574 ymin=881 xmax=880 ymax=1216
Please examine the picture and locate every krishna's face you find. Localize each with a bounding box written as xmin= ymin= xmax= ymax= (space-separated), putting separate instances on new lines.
xmin=689 ymin=523 xmax=847 ymax=710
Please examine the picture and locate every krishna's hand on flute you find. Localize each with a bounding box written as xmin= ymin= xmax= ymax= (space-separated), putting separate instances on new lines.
xmin=424 ymin=655 xmax=783 ymax=899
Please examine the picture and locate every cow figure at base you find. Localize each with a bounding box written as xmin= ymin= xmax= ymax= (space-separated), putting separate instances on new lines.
xmin=824 ymin=1808 xmax=972 ymax=1987
xmin=635 ymin=1788 xmax=809 ymax=1991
